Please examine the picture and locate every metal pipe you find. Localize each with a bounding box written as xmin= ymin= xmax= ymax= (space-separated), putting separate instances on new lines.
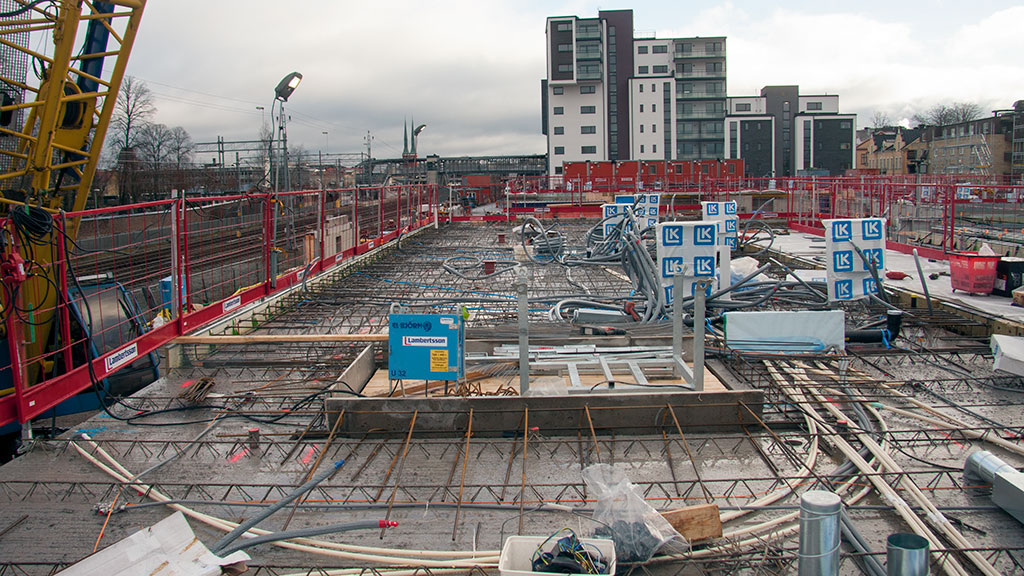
xmin=964 ymin=450 xmax=1016 ymax=483
xmin=693 ymin=279 xmax=708 ymax=392
xmin=798 ymin=490 xmax=841 ymax=576
xmin=672 ymin=273 xmax=683 ymax=378
xmin=515 ymin=269 xmax=529 ymax=395
xmin=912 ymin=249 xmax=933 ymax=314
xmin=886 ymin=533 xmax=929 ymax=576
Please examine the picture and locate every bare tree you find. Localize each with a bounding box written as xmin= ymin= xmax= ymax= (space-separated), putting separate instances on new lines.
xmin=135 ymin=123 xmax=173 ymax=168
xmin=168 ymin=126 xmax=194 ymax=168
xmin=870 ymin=111 xmax=892 ymax=128
xmin=913 ymin=104 xmax=954 ymax=127
xmin=913 ymin=101 xmax=984 ymax=126
xmin=950 ymin=101 xmax=983 ymax=124
xmin=109 ymin=75 xmax=156 ymax=154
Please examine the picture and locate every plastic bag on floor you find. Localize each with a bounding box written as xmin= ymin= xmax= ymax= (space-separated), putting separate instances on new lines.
xmin=582 ymin=463 xmax=685 ymax=562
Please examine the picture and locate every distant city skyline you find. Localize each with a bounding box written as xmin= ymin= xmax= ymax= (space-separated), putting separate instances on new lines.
xmin=124 ymin=1 xmax=1023 ymax=159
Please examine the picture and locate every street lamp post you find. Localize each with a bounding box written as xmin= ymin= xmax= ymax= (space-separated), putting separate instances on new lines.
xmin=269 ymin=71 xmax=302 ymax=288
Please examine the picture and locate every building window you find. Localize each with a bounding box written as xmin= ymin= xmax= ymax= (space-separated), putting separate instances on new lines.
xmin=638 ymin=45 xmax=648 ymax=54
xmin=554 ymin=126 xmax=564 ymax=135
xmin=638 ymin=66 xmax=649 ymax=74
xmin=736 ymin=103 xmax=751 ymax=112
xmin=653 ymin=65 xmax=668 ymax=74
xmin=840 ymin=142 xmax=851 ymax=150
xmin=706 ymin=62 xmax=722 ymax=73
xmin=557 ymin=43 xmax=572 ymax=52
xmin=653 ymin=45 xmax=668 ymax=53
xmin=640 ymin=104 xmax=644 ymax=112
xmin=553 ymin=107 xmax=563 ymax=115
xmin=705 ymin=41 xmax=722 ymax=52
xmin=653 ymin=144 xmax=657 ymax=153
xmin=557 ymin=64 xmax=571 ymax=73
xmin=652 ymin=124 xmax=657 ymax=133
xmin=555 ymin=166 xmax=563 ymax=174
xmin=556 ymin=22 xmax=571 ymax=32
xmin=552 ymin=86 xmax=563 ymax=95
xmin=582 ymin=146 xmax=597 ymax=154
xmin=581 ymin=125 xmax=596 ymax=134
xmin=554 ymin=146 xmax=564 ymax=155
xmin=807 ymin=101 xmax=822 ymax=111
xmin=580 ymin=85 xmax=596 ymax=94
xmin=581 ymin=105 xmax=596 ymax=114
xmin=640 ymin=145 xmax=645 ymax=153
xmin=640 ymin=125 xmax=645 ymax=133
xmin=783 ymin=101 xmax=790 ymax=112
xmin=840 ymin=121 xmax=852 ymax=129
xmin=651 ymin=83 xmax=656 ymax=92
xmin=677 ymin=42 xmax=692 ymax=53
xmin=652 ymin=104 xmax=657 ymax=112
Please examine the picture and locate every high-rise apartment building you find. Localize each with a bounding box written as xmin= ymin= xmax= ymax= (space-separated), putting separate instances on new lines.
xmin=725 ymin=86 xmax=856 ymax=177
xmin=542 ymin=10 xmax=726 ymax=175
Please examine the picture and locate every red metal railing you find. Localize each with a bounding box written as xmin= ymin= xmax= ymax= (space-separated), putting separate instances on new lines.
xmin=0 ymin=184 xmax=437 ymax=428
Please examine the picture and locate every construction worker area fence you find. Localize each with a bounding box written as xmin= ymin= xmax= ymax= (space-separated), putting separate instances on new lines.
xmin=0 ymin=185 xmax=436 ymax=428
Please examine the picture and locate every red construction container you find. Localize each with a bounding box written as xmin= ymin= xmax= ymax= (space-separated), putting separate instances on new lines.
xmin=949 ymin=252 xmax=1000 ymax=294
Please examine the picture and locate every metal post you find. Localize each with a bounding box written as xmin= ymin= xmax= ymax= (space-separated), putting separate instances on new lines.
xmin=799 ymin=490 xmax=841 ymax=576
xmin=515 ymin=269 xmax=529 ymax=395
xmin=693 ymin=279 xmax=708 ymax=392
xmin=912 ymin=249 xmax=933 ymax=314
xmin=672 ymin=273 xmax=684 ymax=378
xmin=169 ymin=189 xmax=181 ymax=318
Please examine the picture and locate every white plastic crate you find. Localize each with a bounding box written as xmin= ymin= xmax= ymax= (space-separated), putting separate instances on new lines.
xmin=498 ymin=535 xmax=616 ymax=576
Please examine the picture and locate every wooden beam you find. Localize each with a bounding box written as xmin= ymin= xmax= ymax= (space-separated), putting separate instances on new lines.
xmin=175 ymin=333 xmax=388 ymax=344
xmin=660 ymin=503 xmax=722 ymax=542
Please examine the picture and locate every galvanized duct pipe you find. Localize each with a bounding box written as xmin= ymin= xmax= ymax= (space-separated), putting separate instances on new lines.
xmin=886 ymin=533 xmax=929 ymax=576
xmin=798 ymin=490 xmax=841 ymax=576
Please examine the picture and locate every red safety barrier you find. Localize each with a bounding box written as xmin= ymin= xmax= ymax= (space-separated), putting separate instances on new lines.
xmin=0 ymin=184 xmax=437 ymax=428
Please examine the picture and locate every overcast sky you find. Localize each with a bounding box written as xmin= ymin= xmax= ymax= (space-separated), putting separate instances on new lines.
xmin=125 ymin=0 xmax=1023 ymax=161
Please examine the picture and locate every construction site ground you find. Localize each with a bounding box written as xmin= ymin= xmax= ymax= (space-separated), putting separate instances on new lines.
xmin=1 ymin=220 xmax=1023 ymax=575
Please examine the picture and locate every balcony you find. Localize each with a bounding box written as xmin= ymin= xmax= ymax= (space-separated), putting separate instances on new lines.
xmin=576 ymin=48 xmax=603 ymax=60
xmin=576 ymin=28 xmax=601 ymax=40
xmin=675 ymin=69 xmax=726 ymax=79
xmin=673 ymin=49 xmax=724 ymax=60
xmin=676 ymin=91 xmax=726 ymax=100
xmin=676 ymin=110 xmax=726 ymax=119
xmin=576 ymin=69 xmax=602 ymax=81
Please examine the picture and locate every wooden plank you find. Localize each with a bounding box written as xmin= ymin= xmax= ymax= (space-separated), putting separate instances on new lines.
xmin=176 ymin=333 xmax=388 ymax=344
xmin=660 ymin=503 xmax=722 ymax=542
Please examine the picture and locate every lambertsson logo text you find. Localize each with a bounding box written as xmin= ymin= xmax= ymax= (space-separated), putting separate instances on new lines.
xmin=402 ymin=336 xmax=446 ymax=347
xmin=105 ymin=343 xmax=139 ymax=372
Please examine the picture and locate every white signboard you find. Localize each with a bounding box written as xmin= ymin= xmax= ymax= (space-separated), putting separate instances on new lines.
xmin=701 ymin=201 xmax=738 ymax=250
xmin=656 ymin=221 xmax=718 ymax=305
xmin=824 ymin=218 xmax=886 ymax=302
xmin=615 ymin=194 xmax=660 ymax=230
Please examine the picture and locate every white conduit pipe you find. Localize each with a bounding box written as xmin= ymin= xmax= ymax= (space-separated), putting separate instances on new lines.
xmin=769 ymin=366 xmax=971 ymax=576
xmin=72 ymin=437 xmax=500 ymax=567
xmin=788 ymin=367 xmax=999 ymax=576
xmin=79 ymin=435 xmax=496 ymax=560
xmin=818 ymin=384 xmax=1008 ymax=576
xmin=810 ymin=367 xmax=1024 ymax=459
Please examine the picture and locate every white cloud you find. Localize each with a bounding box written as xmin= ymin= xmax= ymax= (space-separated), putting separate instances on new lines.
xmin=120 ymin=1 xmax=1022 ymax=158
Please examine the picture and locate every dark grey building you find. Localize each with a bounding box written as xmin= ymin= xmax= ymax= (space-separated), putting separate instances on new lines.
xmin=725 ymin=86 xmax=856 ymax=177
